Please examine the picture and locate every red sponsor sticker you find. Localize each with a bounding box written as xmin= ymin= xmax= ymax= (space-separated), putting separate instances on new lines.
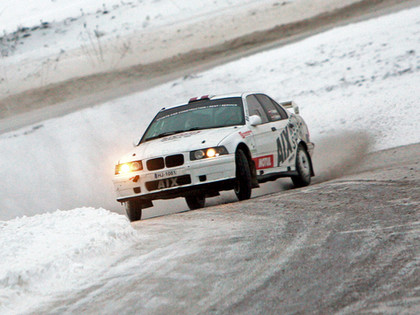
xmin=239 ymin=131 xmax=253 ymax=139
xmin=129 ymin=175 xmax=140 ymax=182
xmin=254 ymin=155 xmax=274 ymax=169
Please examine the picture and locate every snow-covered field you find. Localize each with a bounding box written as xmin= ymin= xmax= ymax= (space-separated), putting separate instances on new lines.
xmin=2 ymin=0 xmax=370 ymax=98
xmin=1 ymin=0 xmax=302 ymax=95
xmin=1 ymin=0 xmax=271 ymax=61
xmin=0 ymin=3 xmax=420 ymax=313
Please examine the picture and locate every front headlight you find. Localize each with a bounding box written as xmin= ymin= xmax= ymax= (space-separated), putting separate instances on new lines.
xmin=190 ymin=146 xmax=228 ymax=161
xmin=115 ymin=160 xmax=143 ymax=175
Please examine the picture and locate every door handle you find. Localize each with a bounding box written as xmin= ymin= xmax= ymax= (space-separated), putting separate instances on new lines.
xmin=271 ymin=127 xmax=277 ymax=131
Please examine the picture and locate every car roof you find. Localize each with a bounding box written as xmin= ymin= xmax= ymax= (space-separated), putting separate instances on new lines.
xmin=159 ymin=92 xmax=260 ymax=111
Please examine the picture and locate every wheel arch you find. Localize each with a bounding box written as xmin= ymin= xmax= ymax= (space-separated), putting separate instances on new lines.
xmin=298 ymin=141 xmax=315 ymax=177
xmin=235 ymin=143 xmax=259 ymax=187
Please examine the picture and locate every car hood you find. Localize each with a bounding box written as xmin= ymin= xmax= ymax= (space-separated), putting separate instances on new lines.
xmin=119 ymin=127 xmax=238 ymax=163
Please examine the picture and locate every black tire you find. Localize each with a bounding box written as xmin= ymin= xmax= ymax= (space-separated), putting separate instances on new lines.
xmin=291 ymin=144 xmax=312 ymax=188
xmin=125 ymin=199 xmax=143 ymax=222
xmin=234 ymin=149 xmax=252 ymax=200
xmin=185 ymin=195 xmax=205 ymax=210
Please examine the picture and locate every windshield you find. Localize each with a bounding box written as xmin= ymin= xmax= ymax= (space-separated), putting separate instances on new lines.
xmin=141 ymin=97 xmax=245 ymax=143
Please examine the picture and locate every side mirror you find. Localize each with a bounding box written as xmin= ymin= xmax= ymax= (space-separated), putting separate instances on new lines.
xmin=249 ymin=115 xmax=262 ymax=126
xmin=294 ymin=105 xmax=300 ymax=115
xmin=133 ymin=138 xmax=140 ymax=147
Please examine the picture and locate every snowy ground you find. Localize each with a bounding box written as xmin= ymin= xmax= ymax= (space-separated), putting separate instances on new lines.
xmin=0 ymin=208 xmax=140 ymax=314
xmin=0 ymin=3 xmax=420 ymax=313
xmin=0 ymin=0 xmax=291 ymax=95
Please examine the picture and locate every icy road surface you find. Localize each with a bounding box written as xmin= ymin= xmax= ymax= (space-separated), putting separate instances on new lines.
xmin=1 ymin=143 xmax=419 ymax=314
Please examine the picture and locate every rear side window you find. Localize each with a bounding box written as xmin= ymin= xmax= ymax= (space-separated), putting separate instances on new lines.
xmin=270 ymin=99 xmax=289 ymax=120
xmin=246 ymin=95 xmax=269 ymax=124
xmin=255 ymin=94 xmax=287 ymax=121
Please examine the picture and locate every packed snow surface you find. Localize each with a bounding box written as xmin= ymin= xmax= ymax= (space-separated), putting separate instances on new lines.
xmin=0 ymin=208 xmax=139 ymax=314
xmin=0 ymin=5 xmax=420 ymax=313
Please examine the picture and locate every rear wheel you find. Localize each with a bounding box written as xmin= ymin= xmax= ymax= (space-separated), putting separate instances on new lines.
xmin=234 ymin=150 xmax=252 ymax=200
xmin=185 ymin=195 xmax=206 ymax=210
xmin=125 ymin=199 xmax=143 ymax=222
xmin=291 ymin=144 xmax=312 ymax=188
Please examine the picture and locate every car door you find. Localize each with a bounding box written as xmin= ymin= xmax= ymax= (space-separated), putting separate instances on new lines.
xmin=255 ymin=94 xmax=296 ymax=171
xmin=245 ymin=94 xmax=277 ymax=172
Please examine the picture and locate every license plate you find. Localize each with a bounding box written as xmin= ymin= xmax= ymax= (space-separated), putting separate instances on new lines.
xmin=154 ymin=170 xmax=178 ymax=179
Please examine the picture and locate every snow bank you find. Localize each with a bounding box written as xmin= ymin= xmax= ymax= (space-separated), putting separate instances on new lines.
xmin=0 ymin=207 xmax=139 ymax=314
xmin=0 ymin=7 xmax=419 ymax=220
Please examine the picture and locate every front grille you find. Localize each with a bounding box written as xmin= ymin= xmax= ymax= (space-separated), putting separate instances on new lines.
xmin=147 ymin=157 xmax=165 ymax=171
xmin=165 ymin=154 xmax=184 ymax=168
xmin=146 ymin=154 xmax=184 ymax=170
xmin=146 ymin=175 xmax=191 ymax=192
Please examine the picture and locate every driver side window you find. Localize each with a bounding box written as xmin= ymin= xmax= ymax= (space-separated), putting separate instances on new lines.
xmin=246 ymin=95 xmax=269 ymax=124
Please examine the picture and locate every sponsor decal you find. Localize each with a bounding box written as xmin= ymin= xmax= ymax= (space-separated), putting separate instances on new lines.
xmin=161 ymin=131 xmax=201 ymax=142
xmin=157 ymin=178 xmax=178 ymax=189
xmin=277 ymin=127 xmax=294 ymax=166
xmin=129 ymin=175 xmax=140 ymax=183
xmin=239 ymin=130 xmax=253 ymax=139
xmin=254 ymin=155 xmax=274 ymax=169
xmin=158 ymin=104 xmax=240 ymax=120
xmin=288 ymin=118 xmax=300 ymax=163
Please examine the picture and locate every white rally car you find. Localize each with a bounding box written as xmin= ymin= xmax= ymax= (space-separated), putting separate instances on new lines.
xmin=113 ymin=93 xmax=314 ymax=221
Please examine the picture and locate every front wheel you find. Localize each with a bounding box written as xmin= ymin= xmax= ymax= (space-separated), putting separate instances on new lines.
xmin=234 ymin=150 xmax=252 ymax=200
xmin=291 ymin=144 xmax=312 ymax=188
xmin=185 ymin=195 xmax=205 ymax=210
xmin=125 ymin=199 xmax=143 ymax=222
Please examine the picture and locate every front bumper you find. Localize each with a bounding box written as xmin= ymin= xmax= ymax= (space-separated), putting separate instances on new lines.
xmin=113 ymin=154 xmax=236 ymax=202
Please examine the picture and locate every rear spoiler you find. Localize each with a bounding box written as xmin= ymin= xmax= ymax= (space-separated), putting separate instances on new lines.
xmin=280 ymin=101 xmax=300 ymax=115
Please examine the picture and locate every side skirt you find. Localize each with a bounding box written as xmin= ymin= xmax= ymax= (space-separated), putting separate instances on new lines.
xmin=257 ymin=171 xmax=298 ymax=184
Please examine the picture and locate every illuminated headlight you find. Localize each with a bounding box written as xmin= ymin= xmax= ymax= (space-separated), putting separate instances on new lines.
xmin=190 ymin=146 xmax=228 ymax=160
xmin=115 ymin=160 xmax=143 ymax=175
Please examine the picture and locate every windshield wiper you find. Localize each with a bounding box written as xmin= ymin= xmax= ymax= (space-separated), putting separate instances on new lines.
xmin=145 ymin=129 xmax=193 ymax=142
